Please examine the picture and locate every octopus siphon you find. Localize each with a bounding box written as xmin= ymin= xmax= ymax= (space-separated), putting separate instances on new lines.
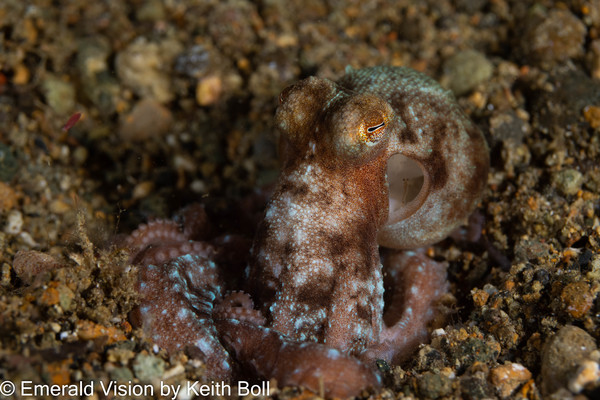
xmin=126 ymin=66 xmax=489 ymax=398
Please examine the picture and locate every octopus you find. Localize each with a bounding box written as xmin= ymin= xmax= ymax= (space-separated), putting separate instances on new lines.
xmin=126 ymin=66 xmax=489 ymax=398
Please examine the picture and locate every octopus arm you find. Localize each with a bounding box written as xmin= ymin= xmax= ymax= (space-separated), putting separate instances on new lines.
xmin=360 ymin=251 xmax=448 ymax=365
xmin=216 ymin=319 xmax=382 ymax=398
xmin=137 ymin=254 xmax=233 ymax=381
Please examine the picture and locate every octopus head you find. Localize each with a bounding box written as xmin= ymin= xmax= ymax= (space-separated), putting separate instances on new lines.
xmin=276 ymin=76 xmax=400 ymax=168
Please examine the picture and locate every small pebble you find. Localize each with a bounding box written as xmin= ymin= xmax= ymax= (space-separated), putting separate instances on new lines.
xmin=15 ymin=18 xmax=37 ymax=44
xmin=4 ymin=209 xmax=23 ymax=234
xmin=489 ymin=110 xmax=528 ymax=146
xmin=418 ymin=371 xmax=453 ymax=399
xmin=49 ymin=198 xmax=72 ymax=214
xmin=531 ymin=68 xmax=600 ymax=137
xmin=431 ymin=328 xmax=446 ymax=337
xmin=541 ymin=325 xmax=598 ymax=395
xmin=1 ymin=263 xmax=10 ymax=287
xmin=174 ymin=44 xmax=212 ymax=79
xmin=119 ymin=98 xmax=173 ymax=141
xmin=13 ymin=63 xmax=30 ymax=85
xmin=583 ymin=105 xmax=600 ymax=129
xmin=12 ymin=250 xmax=63 ymax=284
xmin=568 ymin=360 xmax=600 ymax=393
xmin=471 ymin=288 xmax=489 ymax=307
xmin=207 ymin=0 xmax=259 ymax=58
xmin=133 ymin=352 xmax=165 ymax=382
xmin=190 ymin=179 xmax=207 ymax=193
xmin=40 ymin=74 xmax=76 ymax=115
xmin=49 ymin=322 xmax=61 ymax=333
xmin=116 ymin=38 xmax=181 ymax=103
xmin=57 ymin=285 xmax=75 ymax=311
xmin=19 ymin=232 xmax=38 ymax=247
xmin=76 ymin=320 xmax=126 ymax=344
xmin=107 ymin=346 xmax=136 ymax=364
xmin=561 ymin=281 xmax=594 ymax=319
xmin=489 ymin=362 xmax=532 ymax=397
xmin=442 ymin=50 xmax=493 ymax=96
xmin=135 ymin=0 xmax=165 ymax=22
xmin=196 ymin=75 xmax=223 ymax=106
xmin=132 ymin=181 xmax=155 ymax=200
xmin=76 ymin=36 xmax=111 ymax=85
xmin=553 ymin=168 xmax=584 ymax=196
xmin=587 ymin=255 xmax=600 ymax=281
xmin=109 ymin=366 xmax=135 ymax=383
xmin=460 ymin=373 xmax=494 ymax=399
xmin=72 ymin=147 xmax=88 ymax=165
xmin=39 ymin=286 xmax=60 ymax=307
xmin=162 ymin=364 xmax=185 ymax=380
xmin=76 ymin=37 xmax=120 ymax=113
xmin=0 ymin=182 xmax=18 ymax=211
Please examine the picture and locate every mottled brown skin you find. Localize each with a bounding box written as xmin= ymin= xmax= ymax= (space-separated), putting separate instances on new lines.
xmin=250 ymin=66 xmax=489 ymax=358
xmin=249 ymin=76 xmax=404 ymax=354
xmin=337 ymin=66 xmax=490 ymax=249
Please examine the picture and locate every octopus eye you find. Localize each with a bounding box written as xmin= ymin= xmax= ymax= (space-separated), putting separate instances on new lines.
xmin=360 ymin=114 xmax=389 ymax=144
xmin=367 ymin=121 xmax=385 ymax=133
xmin=279 ymin=85 xmax=293 ymax=104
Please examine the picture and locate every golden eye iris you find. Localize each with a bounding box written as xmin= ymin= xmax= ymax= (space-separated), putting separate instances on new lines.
xmin=360 ymin=114 xmax=389 ymax=144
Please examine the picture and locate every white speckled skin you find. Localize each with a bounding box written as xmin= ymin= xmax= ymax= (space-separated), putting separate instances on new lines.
xmin=137 ymin=254 xmax=233 ymax=380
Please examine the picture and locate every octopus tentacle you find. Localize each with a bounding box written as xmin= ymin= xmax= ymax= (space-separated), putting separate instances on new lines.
xmin=360 ymin=251 xmax=448 ymax=365
xmin=215 ymin=291 xmax=266 ymax=326
xmin=220 ymin=291 xmax=255 ymax=309
xmin=126 ymin=219 xmax=187 ymax=250
xmin=178 ymin=203 xmax=213 ymax=241
xmin=132 ymin=240 xmax=215 ymax=267
xmin=137 ymin=254 xmax=233 ymax=381
xmin=125 ymin=216 xmax=216 ymax=266
xmin=216 ymin=319 xmax=382 ymax=398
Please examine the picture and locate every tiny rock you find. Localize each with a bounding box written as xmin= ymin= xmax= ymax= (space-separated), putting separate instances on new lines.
xmin=568 ymin=359 xmax=600 ymax=393
xmin=4 ymin=209 xmax=23 ymax=234
xmin=442 ymin=50 xmax=493 ymax=96
xmin=119 ymin=98 xmax=173 ymax=142
xmin=583 ymin=105 xmax=600 ymax=129
xmin=116 ymin=38 xmax=180 ymax=103
xmin=553 ymin=168 xmax=584 ymax=196
xmin=0 ymin=181 xmax=18 ymax=211
xmin=12 ymin=250 xmax=63 ymax=284
xmin=489 ymin=362 xmax=532 ymax=397
xmin=41 ymin=74 xmax=76 ymax=115
xmin=196 ymin=75 xmax=223 ymax=106
xmin=541 ymin=325 xmax=598 ymax=395
xmin=561 ymin=281 xmax=594 ymax=319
